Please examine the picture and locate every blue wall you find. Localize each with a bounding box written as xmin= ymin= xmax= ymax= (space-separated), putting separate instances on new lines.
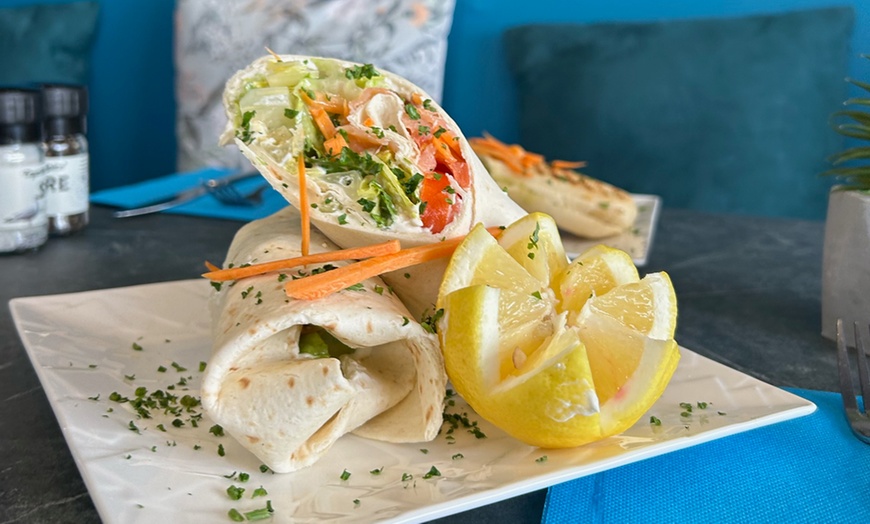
xmin=2 ymin=0 xmax=867 ymax=201
xmin=1 ymin=0 xmax=176 ymax=192
xmin=444 ymin=0 xmax=870 ymax=144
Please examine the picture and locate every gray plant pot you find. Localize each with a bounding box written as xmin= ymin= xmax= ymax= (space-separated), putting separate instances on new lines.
xmin=821 ymin=187 xmax=870 ymax=346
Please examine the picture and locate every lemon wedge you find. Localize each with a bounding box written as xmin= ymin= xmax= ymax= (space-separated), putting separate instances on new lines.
xmin=436 ymin=213 xmax=679 ymax=448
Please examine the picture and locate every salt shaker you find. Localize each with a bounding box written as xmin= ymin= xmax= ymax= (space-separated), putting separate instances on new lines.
xmin=0 ymin=89 xmax=48 ymax=253
xmin=42 ymin=84 xmax=89 ymax=235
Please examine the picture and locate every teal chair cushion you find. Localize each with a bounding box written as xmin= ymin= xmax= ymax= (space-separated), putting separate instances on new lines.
xmin=504 ymin=7 xmax=855 ymax=219
xmin=0 ymin=2 xmax=99 ymax=85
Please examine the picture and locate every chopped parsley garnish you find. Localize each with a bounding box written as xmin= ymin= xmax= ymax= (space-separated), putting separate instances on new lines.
xmin=338 ymin=214 xmax=348 ymax=225
xmin=241 ymin=286 xmax=254 ymax=299
xmin=423 ymin=99 xmax=435 ymax=111
xmin=370 ymin=126 xmax=384 ymax=138
xmin=284 ymin=108 xmax=299 ymax=119
xmin=259 ymin=464 xmax=272 ymax=473
xmin=697 ymin=401 xmax=708 ymax=409
xmin=171 ymin=361 xmax=187 ymax=372
xmin=353 ymin=499 xmax=360 ymax=507
xmin=679 ymin=402 xmax=693 ymax=413
xmin=252 ymin=486 xmax=268 ymax=498
xmin=210 ymin=424 xmax=225 ymax=437
xmin=402 ymin=316 xmax=410 ymax=326
xmin=312 ymin=146 xmax=382 ymax=177
xmin=226 ymin=485 xmax=245 ymax=500
xmin=650 ymin=416 xmax=661 ymax=426
xmin=404 ymin=103 xmax=421 ymax=120
xmin=374 ymin=285 xmax=384 ymax=295
xmin=422 ymin=466 xmax=441 ymax=479
xmin=528 ymin=222 xmax=541 ymax=251
xmin=132 ymin=342 xmax=143 ymax=351
xmin=236 ymin=110 xmax=256 ymax=144
xmin=535 ymin=456 xmax=548 ymax=463
xmin=452 ymin=453 xmax=464 ymax=460
xmin=421 ymin=308 xmax=444 ymax=334
xmin=199 ymin=361 xmax=207 ymax=372
xmin=418 ymin=125 xmax=430 ymax=135
xmin=419 ymin=448 xmax=429 ymax=454
xmin=243 ymin=501 xmax=274 ymax=521
xmin=531 ymin=291 xmax=543 ymax=300
xmin=345 ymin=283 xmax=365 ymax=292
xmin=345 ymin=63 xmax=380 ymax=80
xmin=369 ymin=467 xmax=383 ymax=475
xmin=340 ymin=469 xmax=351 ymax=481
xmin=433 ymin=127 xmax=447 ymax=138
xmin=228 ymin=508 xmax=244 ymax=522
xmin=402 ymin=473 xmax=413 ymax=481
xmin=277 ymin=273 xmax=288 ymax=282
xmin=128 ymin=421 xmax=140 ymax=434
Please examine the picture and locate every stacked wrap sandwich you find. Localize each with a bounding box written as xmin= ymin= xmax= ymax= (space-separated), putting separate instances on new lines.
xmin=202 ymin=207 xmax=446 ymax=473
xmin=204 ymin=56 xmax=529 ymax=473
xmin=219 ymin=55 xmax=526 ymax=317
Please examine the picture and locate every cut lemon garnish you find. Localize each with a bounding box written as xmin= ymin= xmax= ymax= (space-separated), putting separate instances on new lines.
xmin=437 ymin=215 xmax=679 ymax=448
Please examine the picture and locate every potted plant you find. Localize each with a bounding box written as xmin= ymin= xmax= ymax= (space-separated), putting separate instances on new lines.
xmin=821 ymin=54 xmax=870 ymax=344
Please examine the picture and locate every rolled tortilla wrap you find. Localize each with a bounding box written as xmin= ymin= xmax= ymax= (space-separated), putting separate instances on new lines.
xmin=470 ymin=136 xmax=638 ymax=239
xmin=220 ymin=55 xmax=525 ymax=316
xmin=201 ymin=207 xmax=446 ymax=473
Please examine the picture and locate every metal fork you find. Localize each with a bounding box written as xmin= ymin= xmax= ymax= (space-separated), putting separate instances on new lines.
xmin=208 ymin=181 xmax=269 ymax=207
xmin=836 ymin=318 xmax=870 ymax=444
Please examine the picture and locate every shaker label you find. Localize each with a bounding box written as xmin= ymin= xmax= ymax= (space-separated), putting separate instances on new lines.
xmin=44 ymin=153 xmax=89 ymax=216
xmin=0 ymin=162 xmax=48 ymax=231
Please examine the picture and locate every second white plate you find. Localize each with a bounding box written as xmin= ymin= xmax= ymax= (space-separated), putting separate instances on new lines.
xmin=562 ymin=193 xmax=661 ymax=265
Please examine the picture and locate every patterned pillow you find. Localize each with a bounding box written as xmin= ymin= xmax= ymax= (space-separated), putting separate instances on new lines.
xmin=175 ymin=0 xmax=455 ymax=172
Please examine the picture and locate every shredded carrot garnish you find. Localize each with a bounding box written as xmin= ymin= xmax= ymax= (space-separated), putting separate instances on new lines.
xmin=411 ymin=93 xmax=424 ymax=106
xmin=300 ymin=90 xmax=348 ymax=116
xmin=469 ymin=134 xmax=586 ymax=178
xmin=298 ymin=155 xmax=310 ymax=256
xmin=309 ymin=106 xmax=336 ymax=139
xmin=201 ymin=240 xmax=401 ymax=282
xmin=323 ymin=133 xmax=349 ymax=155
xmin=284 ymin=227 xmax=504 ymax=300
xmin=551 ymin=160 xmax=587 ymax=170
xmin=204 ymin=261 xmax=221 ymax=272
xmin=362 ymin=117 xmax=374 ymax=128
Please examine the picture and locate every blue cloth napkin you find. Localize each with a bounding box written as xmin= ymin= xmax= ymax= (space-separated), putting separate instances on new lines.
xmin=543 ymin=388 xmax=870 ymax=523
xmin=90 ymin=167 xmax=288 ymax=222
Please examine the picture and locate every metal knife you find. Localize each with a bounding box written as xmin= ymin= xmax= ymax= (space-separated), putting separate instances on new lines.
xmin=112 ymin=170 xmax=260 ymax=218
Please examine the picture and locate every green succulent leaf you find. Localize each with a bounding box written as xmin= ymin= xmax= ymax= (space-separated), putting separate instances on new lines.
xmin=847 ymin=77 xmax=870 ymax=95
xmin=833 ymin=123 xmax=870 ymax=141
xmin=832 ymin=110 xmax=870 ymax=126
xmin=843 ymin=97 xmax=870 ymax=108
xmin=828 ymin=146 xmax=870 ymax=165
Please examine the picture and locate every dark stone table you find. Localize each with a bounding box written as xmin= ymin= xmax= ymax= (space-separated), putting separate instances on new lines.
xmin=0 ymin=206 xmax=835 ymax=523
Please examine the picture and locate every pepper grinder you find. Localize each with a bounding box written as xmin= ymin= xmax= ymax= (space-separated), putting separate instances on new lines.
xmin=42 ymin=84 xmax=89 ymax=235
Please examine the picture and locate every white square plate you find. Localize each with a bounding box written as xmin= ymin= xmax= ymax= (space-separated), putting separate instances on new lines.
xmin=10 ymin=279 xmax=813 ymax=523
xmin=562 ymin=194 xmax=661 ymax=266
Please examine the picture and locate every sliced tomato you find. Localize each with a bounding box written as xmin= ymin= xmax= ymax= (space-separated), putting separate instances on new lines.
xmin=420 ymin=172 xmax=458 ymax=234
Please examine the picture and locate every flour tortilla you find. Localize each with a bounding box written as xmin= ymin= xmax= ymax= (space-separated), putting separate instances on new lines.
xmin=220 ymin=55 xmax=525 ymax=316
xmin=201 ymin=207 xmax=446 ymax=473
xmin=477 ymin=154 xmax=638 ymax=239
